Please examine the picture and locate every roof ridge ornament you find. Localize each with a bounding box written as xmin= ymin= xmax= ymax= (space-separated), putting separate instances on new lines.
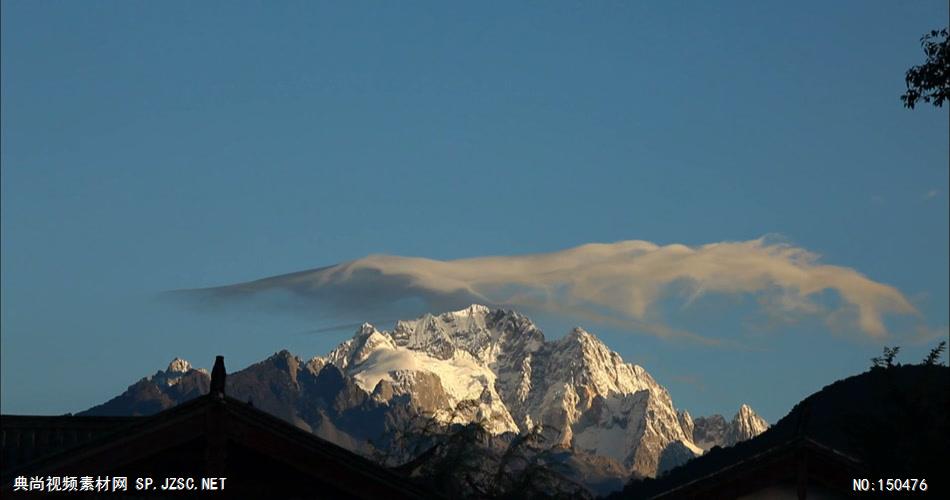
xmin=210 ymin=355 xmax=226 ymax=398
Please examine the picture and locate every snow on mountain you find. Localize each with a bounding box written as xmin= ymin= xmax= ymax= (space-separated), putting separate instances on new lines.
xmin=316 ymin=305 xmax=736 ymax=476
xmin=317 ymin=314 xmax=520 ymax=434
xmin=152 ymin=357 xmax=209 ymax=387
xmin=82 ymin=305 xmax=769 ymax=493
xmin=81 ymin=358 xmax=210 ymax=416
xmin=727 ymin=403 xmax=769 ymax=444
xmin=678 ymin=410 xmax=695 ymax=438
xmin=691 ymin=404 xmax=770 ymax=451
xmin=166 ymin=357 xmax=192 ymax=373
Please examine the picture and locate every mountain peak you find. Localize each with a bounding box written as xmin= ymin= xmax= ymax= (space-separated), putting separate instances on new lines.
xmin=356 ymin=323 xmax=377 ymax=337
xmin=730 ymin=403 xmax=768 ymax=441
xmin=567 ymin=327 xmax=594 ymax=340
xmin=690 ymin=405 xmax=768 ymax=452
xmin=270 ymin=349 xmax=294 ymax=359
xmin=733 ymin=403 xmax=765 ymax=424
xmin=166 ymin=358 xmax=192 ymax=373
xmin=265 ymin=349 xmax=301 ymax=371
xmin=560 ymin=327 xmax=611 ymax=356
xmin=446 ymin=304 xmax=491 ymax=317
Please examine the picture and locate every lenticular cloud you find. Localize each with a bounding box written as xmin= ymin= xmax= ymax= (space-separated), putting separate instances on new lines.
xmin=188 ymin=238 xmax=916 ymax=339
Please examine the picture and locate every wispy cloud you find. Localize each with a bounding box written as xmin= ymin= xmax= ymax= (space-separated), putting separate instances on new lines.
xmin=908 ymin=324 xmax=950 ymax=345
xmin=180 ymin=238 xmax=918 ymax=341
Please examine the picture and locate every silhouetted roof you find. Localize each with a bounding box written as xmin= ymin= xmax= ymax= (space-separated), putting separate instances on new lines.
xmin=648 ymin=436 xmax=862 ymax=499
xmin=2 ymin=393 xmax=437 ymax=499
xmin=2 ymin=414 xmax=140 ymax=471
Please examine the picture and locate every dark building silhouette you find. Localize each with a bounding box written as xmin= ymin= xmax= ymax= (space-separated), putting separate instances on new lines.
xmin=646 ymin=436 xmax=863 ymax=499
xmin=209 ymin=356 xmax=226 ymax=397
xmin=1 ymin=357 xmax=435 ymax=499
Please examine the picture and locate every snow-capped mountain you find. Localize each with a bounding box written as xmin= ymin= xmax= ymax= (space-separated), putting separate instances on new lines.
xmin=314 ymin=305 xmax=715 ymax=476
xmin=81 ymin=305 xmax=768 ymax=494
xmin=691 ymin=404 xmax=770 ymax=451
xmin=82 ymin=358 xmax=210 ymax=416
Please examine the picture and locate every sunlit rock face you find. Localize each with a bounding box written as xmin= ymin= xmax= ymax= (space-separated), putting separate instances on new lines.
xmin=82 ymin=305 xmax=768 ymax=494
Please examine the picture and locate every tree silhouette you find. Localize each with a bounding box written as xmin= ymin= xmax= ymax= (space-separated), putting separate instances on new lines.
xmin=923 ymin=340 xmax=947 ymax=366
xmin=870 ymin=345 xmax=901 ymax=369
xmin=901 ymin=28 xmax=949 ymax=109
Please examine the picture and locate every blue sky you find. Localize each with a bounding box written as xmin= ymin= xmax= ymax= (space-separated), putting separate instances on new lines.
xmin=2 ymin=1 xmax=947 ymax=423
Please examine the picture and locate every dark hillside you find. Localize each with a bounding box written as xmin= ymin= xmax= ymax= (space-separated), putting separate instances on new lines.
xmin=611 ymin=364 xmax=949 ymax=498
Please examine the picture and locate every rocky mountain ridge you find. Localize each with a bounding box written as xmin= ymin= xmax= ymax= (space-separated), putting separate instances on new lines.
xmin=81 ymin=305 xmax=768 ymax=494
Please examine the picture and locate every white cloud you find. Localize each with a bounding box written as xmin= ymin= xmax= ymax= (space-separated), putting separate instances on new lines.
xmin=191 ymin=238 xmax=918 ymax=340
